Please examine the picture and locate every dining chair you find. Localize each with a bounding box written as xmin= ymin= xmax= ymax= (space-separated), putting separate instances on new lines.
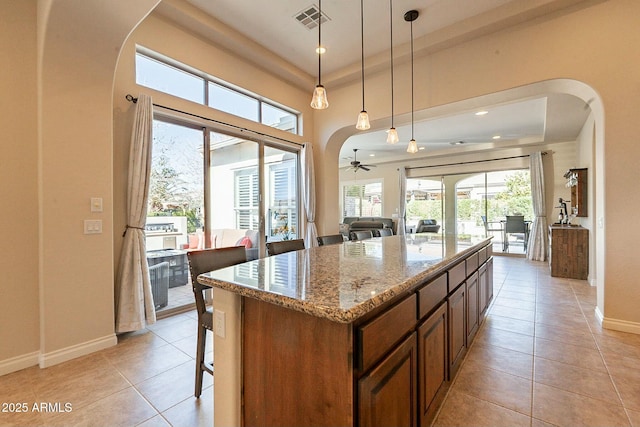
xmin=373 ymin=228 xmax=393 ymax=237
xmin=504 ymin=215 xmax=528 ymax=252
xmin=350 ymin=230 xmax=373 ymax=241
xmin=187 ymin=246 xmax=247 ymax=398
xmin=266 ymin=238 xmax=305 ymax=256
xmin=317 ymin=234 xmax=345 ymax=246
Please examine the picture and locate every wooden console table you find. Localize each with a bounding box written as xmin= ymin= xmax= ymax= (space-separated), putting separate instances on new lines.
xmin=548 ymin=225 xmax=588 ymax=279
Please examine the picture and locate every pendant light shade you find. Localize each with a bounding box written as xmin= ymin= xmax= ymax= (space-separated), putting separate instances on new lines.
xmin=386 ymin=127 xmax=399 ymax=144
xmin=355 ymin=0 xmax=370 ymax=129
xmin=356 ymin=110 xmax=370 ymax=130
xmin=311 ymin=0 xmax=328 ymax=109
xmin=311 ymin=85 xmax=329 ymax=109
xmin=387 ymin=0 xmax=398 ymax=144
xmin=407 ymin=139 xmax=418 ymax=153
xmin=405 ymin=9 xmax=419 ymax=153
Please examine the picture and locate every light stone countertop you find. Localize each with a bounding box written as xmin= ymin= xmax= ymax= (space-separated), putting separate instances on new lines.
xmin=198 ymin=234 xmax=490 ymax=323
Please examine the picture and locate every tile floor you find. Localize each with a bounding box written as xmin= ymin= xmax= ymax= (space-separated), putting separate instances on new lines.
xmin=0 ymin=311 xmax=213 ymax=427
xmin=1 ymin=256 xmax=639 ymax=427
xmin=433 ymin=256 xmax=640 ymax=427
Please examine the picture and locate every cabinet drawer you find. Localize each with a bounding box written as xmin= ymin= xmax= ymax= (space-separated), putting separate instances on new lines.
xmin=359 ymin=294 xmax=417 ymax=372
xmin=478 ymin=247 xmax=487 ymax=264
xmin=448 ymin=261 xmax=466 ymax=292
xmin=466 ymin=252 xmax=479 ymax=276
xmin=418 ymin=274 xmax=447 ymax=320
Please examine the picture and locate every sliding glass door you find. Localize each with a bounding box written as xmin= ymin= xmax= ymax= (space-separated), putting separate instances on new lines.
xmin=147 ymin=117 xmax=299 ymax=314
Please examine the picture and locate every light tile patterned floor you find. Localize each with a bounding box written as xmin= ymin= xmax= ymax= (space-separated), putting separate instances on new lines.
xmin=0 ymin=311 xmax=212 ymax=427
xmin=433 ymin=256 xmax=640 ymax=427
xmin=1 ymin=257 xmax=639 ymax=426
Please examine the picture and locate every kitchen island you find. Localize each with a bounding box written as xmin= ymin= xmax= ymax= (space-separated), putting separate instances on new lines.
xmin=199 ymin=234 xmax=493 ymax=427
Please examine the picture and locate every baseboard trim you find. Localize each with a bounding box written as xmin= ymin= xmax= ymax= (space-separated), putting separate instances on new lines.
xmin=39 ymin=334 xmax=117 ymax=368
xmin=602 ymin=315 xmax=640 ymax=335
xmin=594 ymin=306 xmax=604 ymax=324
xmin=0 ymin=351 xmax=40 ymax=376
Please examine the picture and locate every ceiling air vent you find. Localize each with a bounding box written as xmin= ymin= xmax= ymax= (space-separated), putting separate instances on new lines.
xmin=294 ymin=4 xmax=330 ymax=30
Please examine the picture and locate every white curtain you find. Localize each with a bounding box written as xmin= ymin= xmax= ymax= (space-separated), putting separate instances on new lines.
xmin=397 ymin=167 xmax=407 ymax=236
xmin=301 ymin=143 xmax=318 ymax=247
xmin=115 ymin=94 xmax=156 ymax=333
xmin=526 ymin=151 xmax=548 ymax=261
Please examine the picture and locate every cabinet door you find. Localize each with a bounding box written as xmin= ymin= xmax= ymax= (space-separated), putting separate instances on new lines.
xmin=486 ymin=257 xmax=494 ymax=305
xmin=448 ymin=284 xmax=466 ymax=379
xmin=466 ymin=272 xmax=479 ymax=344
xmin=478 ymin=264 xmax=488 ymax=320
xmin=358 ymin=333 xmax=418 ymax=427
xmin=418 ymin=303 xmax=448 ymax=427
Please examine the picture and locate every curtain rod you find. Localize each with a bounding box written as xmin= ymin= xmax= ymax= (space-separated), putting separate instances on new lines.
xmin=125 ymin=94 xmax=304 ymax=148
xmin=406 ymin=152 xmax=547 ymax=171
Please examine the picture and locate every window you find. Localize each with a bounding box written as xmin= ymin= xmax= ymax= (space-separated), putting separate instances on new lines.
xmin=135 ymin=54 xmax=204 ymax=104
xmin=342 ymin=181 xmax=382 ymax=218
xmin=136 ymin=49 xmax=299 ymax=134
xmin=209 ymin=82 xmax=259 ymax=122
xmin=234 ymin=168 xmax=260 ymax=230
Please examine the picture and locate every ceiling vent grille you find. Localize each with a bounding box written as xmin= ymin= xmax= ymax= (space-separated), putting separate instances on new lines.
xmin=294 ymin=4 xmax=330 ymax=30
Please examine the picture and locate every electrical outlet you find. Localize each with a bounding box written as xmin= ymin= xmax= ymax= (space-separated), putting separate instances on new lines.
xmin=214 ymin=309 xmax=226 ymax=338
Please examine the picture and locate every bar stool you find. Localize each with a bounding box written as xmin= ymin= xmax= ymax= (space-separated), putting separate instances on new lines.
xmin=187 ymin=246 xmax=247 ymax=398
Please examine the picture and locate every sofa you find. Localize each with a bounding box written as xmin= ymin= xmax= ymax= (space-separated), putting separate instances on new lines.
xmin=415 ymin=219 xmax=440 ymax=233
xmin=187 ymin=229 xmax=260 ymax=260
xmin=341 ymin=216 xmax=396 ymax=236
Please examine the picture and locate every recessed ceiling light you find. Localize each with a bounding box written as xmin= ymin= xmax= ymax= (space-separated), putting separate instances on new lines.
xmin=492 ymin=135 xmax=501 ymax=140
xmin=316 ymin=46 xmax=326 ymax=54
xmin=475 ymin=110 xmax=489 ymax=116
xmin=369 ymin=154 xmax=375 ymax=157
xmin=418 ymin=147 xmax=425 ymax=150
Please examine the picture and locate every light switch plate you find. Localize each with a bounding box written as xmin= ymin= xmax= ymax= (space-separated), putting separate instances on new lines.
xmin=91 ymin=197 xmax=103 ymax=212
xmin=84 ymin=219 xmax=102 ymax=234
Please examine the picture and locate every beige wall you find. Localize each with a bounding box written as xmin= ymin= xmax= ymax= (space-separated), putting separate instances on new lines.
xmin=319 ymin=0 xmax=639 ymax=330
xmin=0 ymin=1 xmax=39 ymax=367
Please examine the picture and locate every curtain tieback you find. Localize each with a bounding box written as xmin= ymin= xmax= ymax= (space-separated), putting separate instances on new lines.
xmin=123 ymin=225 xmax=145 ymax=237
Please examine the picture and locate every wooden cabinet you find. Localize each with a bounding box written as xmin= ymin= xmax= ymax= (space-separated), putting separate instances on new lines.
xmin=549 ymin=226 xmax=588 ymax=279
xmin=359 ymin=333 xmax=418 ymax=427
xmin=417 ymin=302 xmax=448 ymax=427
xmin=240 ymin=242 xmax=493 ymax=427
xmin=466 ymin=272 xmax=479 ymax=344
xmin=448 ymin=283 xmax=466 ymax=378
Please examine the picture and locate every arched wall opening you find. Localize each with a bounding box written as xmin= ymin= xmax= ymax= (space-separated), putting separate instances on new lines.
xmin=322 ymin=79 xmax=604 ymax=317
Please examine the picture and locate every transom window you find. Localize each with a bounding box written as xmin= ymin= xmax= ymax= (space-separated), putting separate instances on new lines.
xmin=135 ymin=49 xmax=299 ymax=135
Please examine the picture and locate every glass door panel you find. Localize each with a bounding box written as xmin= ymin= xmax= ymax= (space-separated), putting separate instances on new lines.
xmin=264 ymin=146 xmax=298 ymax=243
xmin=208 ymin=131 xmax=261 ymax=260
xmin=147 ymin=119 xmax=205 ymax=313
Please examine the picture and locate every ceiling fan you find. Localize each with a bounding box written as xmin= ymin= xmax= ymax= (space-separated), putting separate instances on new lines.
xmin=345 ymin=149 xmax=376 ymax=172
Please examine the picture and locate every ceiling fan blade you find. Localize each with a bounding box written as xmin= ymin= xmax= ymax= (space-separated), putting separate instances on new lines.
xmin=360 ymin=166 xmax=370 ymax=171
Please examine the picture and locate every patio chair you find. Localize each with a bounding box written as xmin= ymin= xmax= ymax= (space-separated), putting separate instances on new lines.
xmin=317 ymin=234 xmax=345 ymax=246
xmin=266 ymin=239 xmax=305 ymax=256
xmin=187 ymin=246 xmax=247 ymax=398
xmin=504 ymin=215 xmax=528 ymax=252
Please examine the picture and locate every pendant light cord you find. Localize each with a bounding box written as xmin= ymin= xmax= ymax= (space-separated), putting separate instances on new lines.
xmin=318 ymin=0 xmax=322 ymax=85
xmin=360 ymin=0 xmax=365 ymax=110
xmin=410 ymin=16 xmax=414 ymax=140
xmin=390 ymin=0 xmax=394 ymax=127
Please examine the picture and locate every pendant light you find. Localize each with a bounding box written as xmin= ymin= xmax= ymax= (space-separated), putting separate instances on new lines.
xmin=386 ymin=0 xmax=399 ymax=144
xmin=311 ymin=0 xmax=329 ymax=109
xmin=405 ymin=10 xmax=419 ymax=154
xmin=355 ymin=0 xmax=370 ymax=129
